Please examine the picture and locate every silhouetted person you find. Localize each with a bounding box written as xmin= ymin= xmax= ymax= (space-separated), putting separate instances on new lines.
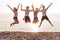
xmin=39 ymin=3 xmax=53 ymax=27
xmin=7 ymin=3 xmax=20 ymax=26
xmin=21 ymin=4 xmax=33 ymax=23
xmin=32 ymin=4 xmax=41 ymax=23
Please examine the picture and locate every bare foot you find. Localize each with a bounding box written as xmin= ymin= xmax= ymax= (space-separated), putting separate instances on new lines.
xmin=10 ymin=23 xmax=14 ymax=26
xmin=39 ymin=25 xmax=41 ymax=27
xmin=51 ymin=24 xmax=54 ymax=26
xmin=23 ymin=18 xmax=25 ymax=20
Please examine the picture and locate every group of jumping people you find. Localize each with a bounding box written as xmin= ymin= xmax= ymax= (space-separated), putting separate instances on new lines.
xmin=7 ymin=3 xmax=53 ymax=27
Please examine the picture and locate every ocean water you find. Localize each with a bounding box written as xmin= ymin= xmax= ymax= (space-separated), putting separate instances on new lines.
xmin=0 ymin=13 xmax=60 ymax=32
xmin=0 ymin=20 xmax=60 ymax=32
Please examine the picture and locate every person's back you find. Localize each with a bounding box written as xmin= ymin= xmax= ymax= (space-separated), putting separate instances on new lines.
xmin=32 ymin=8 xmax=40 ymax=23
xmin=34 ymin=11 xmax=38 ymax=17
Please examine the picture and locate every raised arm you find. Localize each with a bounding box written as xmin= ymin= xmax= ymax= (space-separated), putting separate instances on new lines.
xmin=31 ymin=3 xmax=34 ymax=11
xmin=39 ymin=5 xmax=41 ymax=10
xmin=21 ymin=4 xmax=26 ymax=11
xmin=30 ymin=4 xmax=34 ymax=11
xmin=17 ymin=3 xmax=20 ymax=10
xmin=7 ymin=5 xmax=13 ymax=11
xmin=39 ymin=4 xmax=42 ymax=12
xmin=46 ymin=3 xmax=52 ymax=10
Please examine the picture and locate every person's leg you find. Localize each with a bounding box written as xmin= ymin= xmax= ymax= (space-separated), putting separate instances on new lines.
xmin=15 ymin=17 xmax=19 ymax=24
xmin=36 ymin=17 xmax=39 ymax=23
xmin=46 ymin=16 xmax=53 ymax=26
xmin=33 ymin=19 xmax=34 ymax=23
xmin=10 ymin=22 xmax=15 ymax=26
xmin=33 ymin=17 xmax=36 ymax=23
xmin=28 ymin=16 xmax=30 ymax=22
xmin=33 ymin=17 xmax=38 ymax=23
xmin=10 ymin=21 xmax=19 ymax=26
xmin=39 ymin=19 xmax=44 ymax=27
xmin=25 ymin=16 xmax=27 ymax=23
xmin=23 ymin=17 xmax=25 ymax=20
xmin=10 ymin=17 xmax=19 ymax=26
xmin=34 ymin=17 xmax=39 ymax=23
xmin=39 ymin=16 xmax=44 ymax=27
xmin=27 ymin=16 xmax=31 ymax=23
xmin=47 ymin=19 xmax=53 ymax=26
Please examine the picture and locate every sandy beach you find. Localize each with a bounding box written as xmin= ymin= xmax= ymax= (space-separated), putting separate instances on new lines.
xmin=0 ymin=32 xmax=60 ymax=40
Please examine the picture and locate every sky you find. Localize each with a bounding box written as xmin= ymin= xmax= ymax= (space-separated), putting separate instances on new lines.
xmin=0 ymin=0 xmax=60 ymax=14
xmin=0 ymin=0 xmax=60 ymax=21
xmin=0 ymin=0 xmax=60 ymax=32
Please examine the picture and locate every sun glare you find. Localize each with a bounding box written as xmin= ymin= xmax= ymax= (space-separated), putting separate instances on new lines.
xmin=30 ymin=23 xmax=39 ymax=32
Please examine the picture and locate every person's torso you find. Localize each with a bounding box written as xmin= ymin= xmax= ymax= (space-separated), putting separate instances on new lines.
xmin=13 ymin=11 xmax=18 ymax=17
xmin=25 ymin=10 xmax=30 ymax=16
xmin=34 ymin=11 xmax=38 ymax=17
xmin=42 ymin=9 xmax=47 ymax=16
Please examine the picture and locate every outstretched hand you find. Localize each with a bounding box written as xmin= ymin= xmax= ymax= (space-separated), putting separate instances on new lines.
xmin=31 ymin=3 xmax=34 ymax=10
xmin=18 ymin=3 xmax=20 ymax=5
xmin=21 ymin=4 xmax=22 ymax=7
xmin=41 ymin=4 xmax=43 ymax=6
xmin=46 ymin=3 xmax=53 ymax=10
xmin=31 ymin=3 xmax=34 ymax=7
xmin=7 ymin=5 xmax=9 ymax=7
xmin=50 ymin=3 xmax=52 ymax=5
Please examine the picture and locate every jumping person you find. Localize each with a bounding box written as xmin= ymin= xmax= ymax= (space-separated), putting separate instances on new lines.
xmin=7 ymin=3 xmax=20 ymax=26
xmin=21 ymin=4 xmax=33 ymax=23
xmin=32 ymin=4 xmax=41 ymax=23
xmin=39 ymin=3 xmax=53 ymax=27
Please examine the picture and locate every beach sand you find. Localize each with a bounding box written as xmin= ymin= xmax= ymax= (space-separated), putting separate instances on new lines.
xmin=0 ymin=32 xmax=60 ymax=40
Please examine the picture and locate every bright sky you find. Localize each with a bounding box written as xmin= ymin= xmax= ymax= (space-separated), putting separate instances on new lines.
xmin=0 ymin=0 xmax=60 ymax=14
